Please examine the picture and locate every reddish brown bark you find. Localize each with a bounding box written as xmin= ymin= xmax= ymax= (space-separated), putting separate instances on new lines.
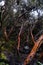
xmin=17 ymin=35 xmax=20 ymax=50
xmin=23 ymin=30 xmax=43 ymax=65
xmin=17 ymin=24 xmax=23 ymax=51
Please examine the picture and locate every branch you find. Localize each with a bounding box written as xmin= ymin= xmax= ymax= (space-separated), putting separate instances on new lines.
xmin=3 ymin=26 xmax=14 ymax=41
xmin=23 ymin=29 xmax=43 ymax=65
xmin=8 ymin=26 xmax=14 ymax=36
xmin=35 ymin=29 xmax=43 ymax=40
xmin=3 ymin=27 xmax=9 ymax=41
xmin=17 ymin=24 xmax=24 ymax=51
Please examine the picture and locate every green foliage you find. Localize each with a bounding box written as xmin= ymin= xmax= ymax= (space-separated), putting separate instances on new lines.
xmin=37 ymin=62 xmax=43 ymax=65
xmin=1 ymin=53 xmax=7 ymax=60
xmin=0 ymin=62 xmax=9 ymax=65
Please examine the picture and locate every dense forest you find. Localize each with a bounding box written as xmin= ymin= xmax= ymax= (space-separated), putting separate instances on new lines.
xmin=0 ymin=0 xmax=43 ymax=65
